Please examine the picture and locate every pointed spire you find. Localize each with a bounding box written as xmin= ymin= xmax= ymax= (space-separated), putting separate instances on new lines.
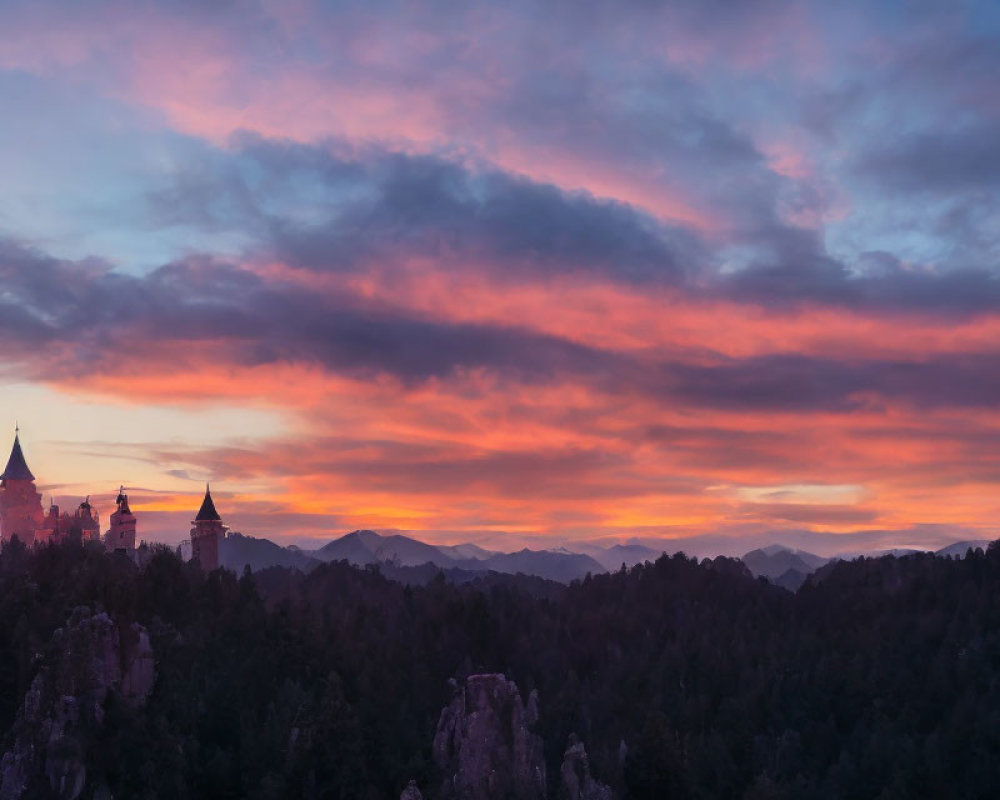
xmin=2 ymin=427 xmax=35 ymax=482
xmin=195 ymin=483 xmax=222 ymax=522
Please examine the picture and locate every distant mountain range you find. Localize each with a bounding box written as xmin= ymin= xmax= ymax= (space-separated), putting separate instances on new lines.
xmin=313 ymin=530 xmax=447 ymax=568
xmin=571 ymin=542 xmax=667 ymax=571
xmin=740 ymin=540 xmax=995 ymax=591
xmin=220 ymin=529 xmax=996 ymax=588
xmin=221 ymin=533 xmax=320 ymax=573
xmin=308 ymin=529 xmax=608 ymax=583
xmin=741 ymin=545 xmax=830 ymax=592
xmin=743 ymin=545 xmax=828 ymax=578
xmin=224 ymin=529 xmax=614 ymax=583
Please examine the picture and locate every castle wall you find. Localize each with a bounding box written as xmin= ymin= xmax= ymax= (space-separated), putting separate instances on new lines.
xmin=0 ymin=479 xmax=44 ymax=545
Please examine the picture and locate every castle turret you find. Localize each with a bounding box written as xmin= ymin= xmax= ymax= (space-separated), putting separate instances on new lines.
xmin=0 ymin=428 xmax=45 ymax=545
xmin=34 ymin=497 xmax=60 ymax=545
xmin=106 ymin=486 xmax=137 ymax=555
xmin=46 ymin=499 xmax=60 ymax=528
xmin=75 ymin=497 xmax=101 ymax=543
xmin=190 ymin=484 xmax=225 ymax=571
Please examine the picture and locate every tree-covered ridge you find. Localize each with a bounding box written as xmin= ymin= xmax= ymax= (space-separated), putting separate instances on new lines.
xmin=1 ymin=539 xmax=1000 ymax=798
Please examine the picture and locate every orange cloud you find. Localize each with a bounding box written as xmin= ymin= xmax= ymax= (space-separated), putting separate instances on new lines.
xmin=19 ymin=252 xmax=998 ymax=548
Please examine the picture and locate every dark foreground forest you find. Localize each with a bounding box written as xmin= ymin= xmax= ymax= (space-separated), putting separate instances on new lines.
xmin=1 ymin=539 xmax=999 ymax=799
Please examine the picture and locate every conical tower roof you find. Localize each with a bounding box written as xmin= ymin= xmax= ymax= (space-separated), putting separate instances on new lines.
xmin=2 ymin=431 xmax=35 ymax=482
xmin=195 ymin=484 xmax=222 ymax=521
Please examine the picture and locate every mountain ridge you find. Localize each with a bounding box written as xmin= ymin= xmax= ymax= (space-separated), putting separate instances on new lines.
xmin=221 ymin=530 xmax=995 ymax=588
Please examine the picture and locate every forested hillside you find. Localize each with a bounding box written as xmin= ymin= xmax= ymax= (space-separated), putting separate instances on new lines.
xmin=1 ymin=539 xmax=999 ymax=798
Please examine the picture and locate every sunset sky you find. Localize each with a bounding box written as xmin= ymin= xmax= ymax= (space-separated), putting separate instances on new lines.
xmin=2 ymin=0 xmax=1000 ymax=555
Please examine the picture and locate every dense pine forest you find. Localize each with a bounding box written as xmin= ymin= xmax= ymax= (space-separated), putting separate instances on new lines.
xmin=1 ymin=538 xmax=1000 ymax=798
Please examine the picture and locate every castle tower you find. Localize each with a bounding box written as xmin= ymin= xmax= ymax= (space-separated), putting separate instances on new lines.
xmin=106 ymin=486 xmax=137 ymax=555
xmin=0 ymin=428 xmax=45 ymax=545
xmin=45 ymin=499 xmax=60 ymax=533
xmin=190 ymin=484 xmax=225 ymax=571
xmin=75 ymin=497 xmax=101 ymax=543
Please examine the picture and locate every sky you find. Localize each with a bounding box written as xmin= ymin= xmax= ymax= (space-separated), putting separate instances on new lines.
xmin=1 ymin=0 xmax=1000 ymax=556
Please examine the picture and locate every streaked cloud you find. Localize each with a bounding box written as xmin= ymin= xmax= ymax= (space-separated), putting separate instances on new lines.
xmin=1 ymin=0 xmax=999 ymax=550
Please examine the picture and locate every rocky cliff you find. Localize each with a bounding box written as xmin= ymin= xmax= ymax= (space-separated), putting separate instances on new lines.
xmin=433 ymin=673 xmax=547 ymax=800
xmin=558 ymin=735 xmax=612 ymax=800
xmin=0 ymin=607 xmax=155 ymax=800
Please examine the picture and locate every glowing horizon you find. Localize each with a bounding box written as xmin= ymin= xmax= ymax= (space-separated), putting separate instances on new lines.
xmin=2 ymin=1 xmax=1000 ymax=557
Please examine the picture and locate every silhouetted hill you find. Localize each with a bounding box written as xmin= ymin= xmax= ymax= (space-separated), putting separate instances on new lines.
xmin=313 ymin=530 xmax=462 ymax=568
xmin=583 ymin=543 xmax=665 ymax=570
xmin=741 ymin=545 xmax=828 ymax=581
xmin=465 ymin=571 xmax=567 ymax=601
xmin=455 ymin=548 xmax=606 ymax=583
xmin=220 ymin=532 xmax=320 ymax=573
xmin=310 ymin=531 xmax=605 ymax=583
xmin=773 ymin=566 xmax=809 ymax=592
xmin=835 ymin=547 xmax=924 ymax=559
xmin=377 ymin=562 xmax=481 ymax=585
xmin=369 ymin=533 xmax=462 ymax=567
xmin=312 ymin=529 xmax=390 ymax=565
xmin=936 ymin=540 xmax=991 ymax=558
xmin=435 ymin=543 xmax=497 ymax=560
xmin=806 ymin=557 xmax=843 ymax=586
xmin=226 ymin=531 xmax=1000 ymax=592
xmin=374 ymin=562 xmax=566 ymax=599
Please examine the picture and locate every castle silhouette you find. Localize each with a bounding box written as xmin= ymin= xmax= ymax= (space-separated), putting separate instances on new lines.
xmin=0 ymin=428 xmax=226 ymax=570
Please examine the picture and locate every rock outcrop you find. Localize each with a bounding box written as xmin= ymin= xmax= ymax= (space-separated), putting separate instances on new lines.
xmin=0 ymin=607 xmax=154 ymax=800
xmin=121 ymin=622 xmax=155 ymax=704
xmin=559 ymin=735 xmax=612 ymax=800
xmin=433 ymin=673 xmax=547 ymax=800
xmin=400 ymin=779 xmax=424 ymax=799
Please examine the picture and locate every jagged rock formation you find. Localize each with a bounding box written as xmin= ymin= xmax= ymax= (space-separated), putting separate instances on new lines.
xmin=0 ymin=607 xmax=154 ymax=800
xmin=559 ymin=735 xmax=612 ymax=800
xmin=400 ymin=779 xmax=424 ymax=799
xmin=433 ymin=673 xmax=547 ymax=800
xmin=121 ymin=622 xmax=155 ymax=704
